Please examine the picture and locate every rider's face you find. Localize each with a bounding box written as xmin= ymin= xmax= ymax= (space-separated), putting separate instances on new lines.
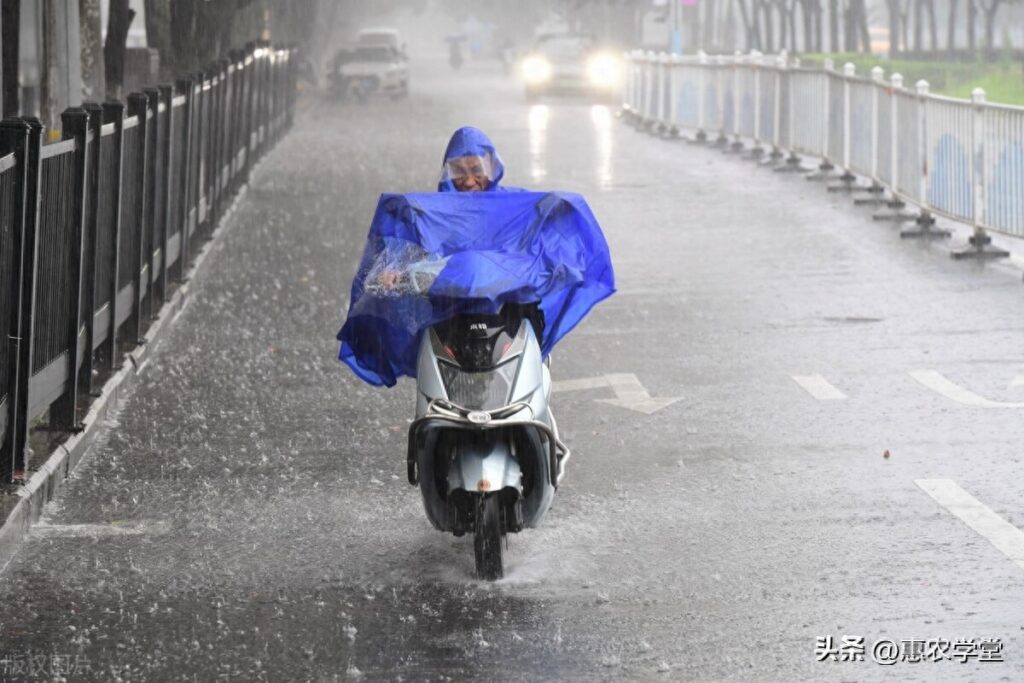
xmin=447 ymin=155 xmax=490 ymax=192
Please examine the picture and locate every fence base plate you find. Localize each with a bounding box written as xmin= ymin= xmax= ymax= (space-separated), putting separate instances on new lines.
xmin=950 ymin=232 xmax=1010 ymax=260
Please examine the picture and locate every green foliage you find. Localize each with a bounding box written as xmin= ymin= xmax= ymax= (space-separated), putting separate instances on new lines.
xmin=801 ymin=53 xmax=1024 ymax=106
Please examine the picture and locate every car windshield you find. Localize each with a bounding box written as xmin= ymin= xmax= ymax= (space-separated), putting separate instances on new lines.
xmin=358 ymin=32 xmax=398 ymax=47
xmin=354 ymin=46 xmax=394 ymax=61
xmin=535 ymin=35 xmax=594 ymax=59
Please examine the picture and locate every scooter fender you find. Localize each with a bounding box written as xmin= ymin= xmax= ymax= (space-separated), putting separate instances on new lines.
xmin=447 ymin=441 xmax=522 ymax=495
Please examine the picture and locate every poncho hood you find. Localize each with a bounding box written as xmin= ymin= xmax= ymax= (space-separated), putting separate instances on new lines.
xmin=437 ymin=126 xmax=507 ymax=192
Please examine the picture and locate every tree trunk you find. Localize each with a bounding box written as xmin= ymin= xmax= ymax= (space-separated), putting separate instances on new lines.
xmin=981 ymin=0 xmax=1003 ymax=55
xmin=79 ymin=0 xmax=104 ymax=100
xmin=787 ymin=0 xmax=798 ymax=51
xmin=887 ymin=0 xmax=901 ymax=55
xmin=737 ymin=0 xmax=759 ymax=51
xmin=103 ymin=0 xmax=134 ymax=99
xmin=967 ymin=0 xmax=977 ymax=52
xmin=762 ymin=0 xmax=775 ymax=52
xmin=924 ymin=0 xmax=938 ymax=52
xmin=1 ymin=0 xmax=19 ymax=117
xmin=814 ymin=1 xmax=824 ymax=51
xmin=856 ymin=0 xmax=870 ymax=52
xmin=828 ymin=0 xmax=840 ymax=52
xmin=913 ymin=0 xmax=923 ymax=52
xmin=946 ymin=0 xmax=959 ymax=53
xmin=844 ymin=0 xmax=857 ymax=51
xmin=899 ymin=0 xmax=911 ymax=51
xmin=800 ymin=0 xmax=813 ymax=52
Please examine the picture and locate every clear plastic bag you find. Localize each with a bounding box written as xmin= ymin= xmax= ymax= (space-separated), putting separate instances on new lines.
xmin=363 ymin=239 xmax=450 ymax=296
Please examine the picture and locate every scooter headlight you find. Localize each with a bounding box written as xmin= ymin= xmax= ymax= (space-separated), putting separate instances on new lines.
xmin=439 ymin=361 xmax=518 ymax=411
xmin=522 ymin=55 xmax=553 ymax=84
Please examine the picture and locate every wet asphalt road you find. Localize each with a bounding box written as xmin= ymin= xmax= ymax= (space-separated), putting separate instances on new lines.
xmin=2 ymin=57 xmax=1024 ymax=682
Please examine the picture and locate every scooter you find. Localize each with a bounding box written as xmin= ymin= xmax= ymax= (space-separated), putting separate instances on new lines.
xmin=406 ymin=304 xmax=569 ymax=580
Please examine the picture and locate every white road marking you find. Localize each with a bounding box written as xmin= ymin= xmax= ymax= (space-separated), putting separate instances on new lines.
xmin=916 ymin=479 xmax=1024 ymax=572
xmin=791 ymin=374 xmax=847 ymax=401
xmin=30 ymin=521 xmax=169 ymax=539
xmin=909 ymin=370 xmax=1024 ymax=408
xmin=1011 ymin=375 xmax=1024 ymax=389
xmin=597 ymin=373 xmax=682 ymax=415
xmin=552 ymin=376 xmax=610 ymax=393
xmin=553 ymin=374 xmax=681 ymax=414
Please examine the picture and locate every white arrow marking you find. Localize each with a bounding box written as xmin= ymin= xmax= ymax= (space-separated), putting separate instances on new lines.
xmin=916 ymin=479 xmax=1024 ymax=572
xmin=597 ymin=373 xmax=682 ymax=415
xmin=791 ymin=374 xmax=847 ymax=401
xmin=553 ymin=373 xmax=681 ymax=415
xmin=552 ymin=376 xmax=610 ymax=393
xmin=909 ymin=370 xmax=1024 ymax=408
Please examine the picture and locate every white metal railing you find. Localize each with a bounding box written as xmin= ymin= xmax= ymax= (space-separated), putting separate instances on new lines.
xmin=623 ymin=50 xmax=1024 ymax=240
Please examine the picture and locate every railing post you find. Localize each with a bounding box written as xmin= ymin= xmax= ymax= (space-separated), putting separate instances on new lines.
xmin=714 ymin=55 xmax=727 ymax=146
xmin=870 ymin=66 xmax=883 ymax=186
xmin=836 ymin=62 xmax=856 ymax=185
xmin=9 ymin=116 xmax=41 ymax=481
xmin=778 ymin=54 xmax=805 ymax=171
xmin=100 ymin=101 xmax=124 ymax=370
xmin=157 ymin=84 xmax=174 ymax=296
xmin=80 ymin=101 xmax=103 ymax=394
xmin=951 ymin=87 xmax=1008 ymax=259
xmin=243 ymin=49 xmax=256 ymax=179
xmin=811 ymin=58 xmax=835 ymax=177
xmin=852 ymin=65 xmax=887 ymax=202
xmin=49 ymin=108 xmax=91 ymax=431
xmin=917 ymin=80 xmax=931 ymax=221
xmin=900 ymin=79 xmax=950 ymax=238
xmin=769 ymin=53 xmax=784 ymax=162
xmin=666 ymin=53 xmax=679 ymax=136
xmin=0 ymin=117 xmax=32 ymax=482
xmin=750 ymin=51 xmax=764 ymax=157
xmin=175 ymin=77 xmax=194 ymax=277
xmin=729 ymin=51 xmax=743 ymax=152
xmin=873 ymin=73 xmax=911 ymax=219
xmin=126 ymin=93 xmax=149 ymax=345
xmin=695 ymin=50 xmax=708 ymax=142
xmin=142 ymin=88 xmax=161 ymax=313
xmin=972 ymin=88 xmax=987 ymax=234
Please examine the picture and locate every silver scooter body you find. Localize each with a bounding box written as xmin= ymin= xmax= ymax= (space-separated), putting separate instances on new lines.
xmin=407 ymin=312 xmax=567 ymax=539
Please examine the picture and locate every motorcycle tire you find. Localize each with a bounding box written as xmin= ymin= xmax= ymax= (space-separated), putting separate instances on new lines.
xmin=474 ymin=494 xmax=503 ymax=580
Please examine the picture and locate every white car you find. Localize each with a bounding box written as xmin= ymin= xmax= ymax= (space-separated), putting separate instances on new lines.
xmin=329 ymin=43 xmax=409 ymax=101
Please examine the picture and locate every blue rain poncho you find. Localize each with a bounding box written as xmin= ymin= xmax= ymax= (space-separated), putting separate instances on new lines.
xmin=337 ymin=191 xmax=615 ymax=386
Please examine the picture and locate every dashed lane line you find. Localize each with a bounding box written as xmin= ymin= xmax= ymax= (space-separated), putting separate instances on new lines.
xmin=909 ymin=370 xmax=1024 ymax=408
xmin=791 ymin=374 xmax=847 ymax=401
xmin=916 ymin=479 xmax=1024 ymax=572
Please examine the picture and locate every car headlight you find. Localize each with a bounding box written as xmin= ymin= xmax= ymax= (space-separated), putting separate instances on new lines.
xmin=521 ymin=56 xmax=553 ymax=84
xmin=587 ymin=53 xmax=622 ymax=88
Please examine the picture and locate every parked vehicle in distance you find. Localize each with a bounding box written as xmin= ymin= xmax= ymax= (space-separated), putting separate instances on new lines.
xmin=327 ymin=40 xmax=409 ymax=102
xmin=356 ymin=27 xmax=402 ymax=50
xmin=520 ymin=33 xmax=623 ymax=101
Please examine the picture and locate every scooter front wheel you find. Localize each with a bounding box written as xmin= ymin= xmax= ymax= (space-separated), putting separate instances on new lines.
xmin=474 ymin=495 xmax=503 ymax=580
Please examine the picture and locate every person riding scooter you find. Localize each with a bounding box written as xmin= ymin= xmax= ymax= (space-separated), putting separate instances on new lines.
xmin=336 ymin=128 xmax=614 ymax=578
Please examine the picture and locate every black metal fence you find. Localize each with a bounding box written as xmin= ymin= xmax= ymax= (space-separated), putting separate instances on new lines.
xmin=0 ymin=45 xmax=297 ymax=484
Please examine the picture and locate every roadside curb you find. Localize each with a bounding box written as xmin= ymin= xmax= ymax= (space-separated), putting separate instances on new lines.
xmin=0 ymin=178 xmax=255 ymax=574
